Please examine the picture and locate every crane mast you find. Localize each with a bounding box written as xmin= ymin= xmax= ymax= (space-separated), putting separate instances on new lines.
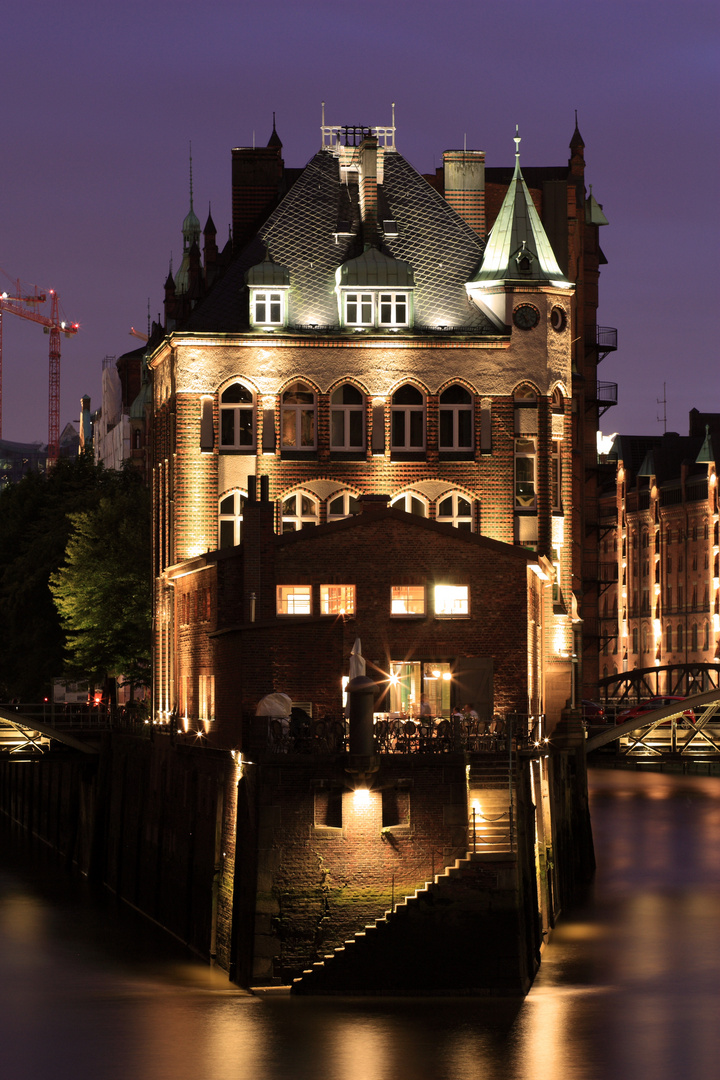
xmin=0 ymin=276 xmax=78 ymax=463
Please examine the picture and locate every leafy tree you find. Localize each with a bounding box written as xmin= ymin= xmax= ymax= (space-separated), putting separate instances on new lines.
xmin=50 ymin=484 xmax=152 ymax=691
xmin=0 ymin=456 xmax=150 ymax=699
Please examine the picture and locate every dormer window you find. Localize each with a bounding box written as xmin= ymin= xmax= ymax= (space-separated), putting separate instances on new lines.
xmin=378 ymin=293 xmax=408 ymax=326
xmin=251 ymin=290 xmax=286 ymax=327
xmin=345 ymin=293 xmax=374 ymax=326
xmin=336 ymin=248 xmax=414 ymax=330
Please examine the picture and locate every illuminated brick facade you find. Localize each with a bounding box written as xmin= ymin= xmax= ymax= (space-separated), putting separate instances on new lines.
xmin=149 ymin=116 xmax=613 ymax=731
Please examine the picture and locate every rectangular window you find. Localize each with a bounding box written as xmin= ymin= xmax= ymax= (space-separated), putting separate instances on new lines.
xmin=515 ymin=439 xmax=536 ymax=508
xmin=345 ymin=292 xmax=374 ymax=325
xmin=391 ymin=586 xmax=425 ymax=616
xmin=434 ymin=584 xmax=469 ymax=617
xmin=378 ymin=292 xmax=408 ymax=326
xmin=253 ymin=291 xmax=284 ymax=325
xmin=314 ymin=787 xmax=342 ymax=829
xmin=551 ymin=441 xmax=561 ymax=511
xmin=277 ymin=585 xmax=312 ymax=615
xmin=320 ymin=585 xmax=356 ymax=616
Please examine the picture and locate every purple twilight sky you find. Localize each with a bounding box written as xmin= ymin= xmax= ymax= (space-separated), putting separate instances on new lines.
xmin=0 ymin=0 xmax=717 ymax=447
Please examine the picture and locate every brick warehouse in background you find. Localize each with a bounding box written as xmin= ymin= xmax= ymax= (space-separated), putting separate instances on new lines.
xmin=149 ymin=112 xmax=615 ymax=726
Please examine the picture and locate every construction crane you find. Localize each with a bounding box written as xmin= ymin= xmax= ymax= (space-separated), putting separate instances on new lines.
xmin=0 ymin=272 xmax=79 ymax=463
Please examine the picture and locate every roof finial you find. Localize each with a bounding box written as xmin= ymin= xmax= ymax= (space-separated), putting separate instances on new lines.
xmin=189 ymin=141 xmax=194 ymax=211
xmin=514 ymin=125 xmax=521 ymax=163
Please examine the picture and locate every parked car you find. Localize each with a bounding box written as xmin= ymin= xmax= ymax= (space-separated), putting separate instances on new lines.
xmin=582 ymin=700 xmax=606 ymax=724
xmin=615 ymin=696 xmax=695 ymax=726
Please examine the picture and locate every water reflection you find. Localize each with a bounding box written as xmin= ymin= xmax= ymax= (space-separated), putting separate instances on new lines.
xmin=2 ymin=768 xmax=720 ymax=1079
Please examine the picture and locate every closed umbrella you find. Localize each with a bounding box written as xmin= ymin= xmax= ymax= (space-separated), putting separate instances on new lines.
xmin=349 ymin=637 xmax=366 ymax=680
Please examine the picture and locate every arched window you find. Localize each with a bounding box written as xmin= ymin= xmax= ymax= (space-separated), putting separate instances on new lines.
xmin=438 ymin=385 xmax=473 ymax=450
xmin=677 ymin=623 xmax=684 ymax=650
xmin=391 ymin=384 xmax=424 ymax=451
xmin=220 ymin=383 xmax=254 ymax=448
xmin=281 ymin=491 xmax=319 ymax=532
xmin=436 ymin=491 xmax=473 ymax=530
xmin=330 ymin=385 xmax=365 ymax=451
xmin=632 ymin=627 xmax=639 ymax=654
xmin=666 ymin=623 xmax=673 ymax=652
xmin=391 ymin=492 xmax=427 ymax=517
xmin=704 ymin=621 xmax=710 ymax=651
xmin=327 ymin=490 xmax=361 ymax=521
xmin=281 ymin=383 xmax=316 ymax=449
xmin=642 ymin=626 xmax=649 ymax=654
xmin=692 ymin=623 xmax=699 ymax=652
xmin=219 ymin=490 xmax=245 ymax=548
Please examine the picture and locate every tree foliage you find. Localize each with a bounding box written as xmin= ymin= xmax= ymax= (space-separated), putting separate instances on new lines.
xmin=50 ymin=485 xmax=152 ymax=687
xmin=0 ymin=456 xmax=150 ymax=698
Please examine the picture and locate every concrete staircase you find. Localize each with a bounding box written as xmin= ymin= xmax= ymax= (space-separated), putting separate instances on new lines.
xmin=292 ymin=754 xmax=526 ymax=996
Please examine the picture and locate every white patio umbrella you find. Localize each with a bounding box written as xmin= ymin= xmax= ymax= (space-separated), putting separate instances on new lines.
xmin=349 ymin=637 xmax=366 ymax=680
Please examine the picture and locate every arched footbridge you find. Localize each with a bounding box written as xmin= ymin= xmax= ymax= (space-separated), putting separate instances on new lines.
xmin=0 ymin=705 xmax=98 ymax=756
xmin=586 ymin=688 xmax=720 ymax=758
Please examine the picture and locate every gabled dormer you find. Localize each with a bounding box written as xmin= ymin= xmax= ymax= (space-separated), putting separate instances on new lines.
xmin=335 ymin=247 xmax=414 ymax=330
xmin=465 ymin=131 xmax=572 ymax=330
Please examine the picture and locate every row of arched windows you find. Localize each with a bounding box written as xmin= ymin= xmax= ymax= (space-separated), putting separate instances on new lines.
xmin=218 ymin=487 xmax=476 ymax=547
xmin=218 ymin=380 xmax=564 ymax=454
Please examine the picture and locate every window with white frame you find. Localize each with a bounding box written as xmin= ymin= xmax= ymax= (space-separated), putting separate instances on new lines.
xmin=391 ymin=384 xmax=424 ymax=451
xmin=330 ymin=384 xmax=365 ymax=450
xmin=515 ymin=438 xmax=537 ymax=508
xmin=391 ymin=586 xmax=425 ymax=616
xmin=281 ymin=382 xmax=316 ymax=449
xmin=219 ymin=490 xmax=245 ymax=548
xmin=378 ymin=292 xmax=409 ymax=326
xmin=436 ymin=491 xmax=472 ymax=530
xmin=434 ymin=585 xmax=469 ymax=617
xmin=327 ymin=490 xmax=361 ymax=521
xmin=281 ymin=492 xmax=319 ymax=532
xmin=439 ymin=385 xmax=473 ymax=450
xmin=277 ymin=585 xmax=312 ymax=615
xmin=391 ymin=492 xmax=427 ymax=517
xmin=345 ymin=292 xmax=374 ymax=325
xmin=220 ymin=383 xmax=254 ymax=448
xmin=320 ymin=585 xmax=356 ymax=616
xmin=251 ymin=290 xmax=285 ymax=326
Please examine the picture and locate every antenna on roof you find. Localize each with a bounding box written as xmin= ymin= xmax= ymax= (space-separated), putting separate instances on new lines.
xmin=657 ymin=383 xmax=667 ymax=433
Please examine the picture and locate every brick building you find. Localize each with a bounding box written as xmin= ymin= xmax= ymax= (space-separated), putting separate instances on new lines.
xmin=149 ymin=112 xmax=615 ymax=730
xmin=168 ymin=489 xmax=552 ymax=747
xmin=598 ymin=410 xmax=720 ymax=681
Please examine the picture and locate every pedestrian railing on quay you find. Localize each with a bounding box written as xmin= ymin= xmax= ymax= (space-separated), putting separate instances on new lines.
xmin=263 ymin=713 xmax=541 ymax=756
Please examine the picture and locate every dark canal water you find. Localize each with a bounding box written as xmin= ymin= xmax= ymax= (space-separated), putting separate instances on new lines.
xmin=2 ymin=767 xmax=720 ymax=1080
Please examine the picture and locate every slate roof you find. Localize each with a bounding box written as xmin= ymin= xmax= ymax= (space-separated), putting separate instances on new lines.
xmin=184 ymin=148 xmax=492 ymax=333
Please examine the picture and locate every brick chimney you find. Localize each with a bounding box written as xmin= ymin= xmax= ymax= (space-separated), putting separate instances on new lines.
xmin=242 ymin=477 xmax=276 ymax=624
xmin=442 ymin=149 xmax=485 ymax=237
xmin=359 ymin=135 xmax=379 ymax=245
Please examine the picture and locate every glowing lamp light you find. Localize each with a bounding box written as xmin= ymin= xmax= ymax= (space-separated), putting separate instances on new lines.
xmin=442 ymin=672 xmax=452 ymax=681
xmin=353 ymin=787 xmax=371 ymax=810
xmin=431 ymin=668 xmax=441 ymax=679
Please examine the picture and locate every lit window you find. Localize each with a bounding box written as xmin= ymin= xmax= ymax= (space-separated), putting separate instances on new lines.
xmin=391 ymin=586 xmax=425 ymax=616
xmin=281 ymin=492 xmax=319 ymax=532
xmin=391 ymin=492 xmax=427 ymax=517
xmin=320 ymin=585 xmax=356 ymax=616
xmin=277 ymin=585 xmax=312 ymax=615
xmin=252 ymin=290 xmax=285 ymax=326
xmin=436 ymin=491 xmax=472 ymax=530
xmin=345 ymin=293 xmax=374 ymax=325
xmin=330 ymin=385 xmax=365 ymax=450
xmin=327 ymin=490 xmax=361 ymax=521
xmin=515 ymin=438 xmax=537 ymax=508
xmin=391 ymin=385 xmax=424 ymax=451
xmin=439 ymin=385 xmax=473 ymax=450
xmin=434 ymin=585 xmax=469 ymax=617
xmin=281 ymin=382 xmax=316 ymax=449
xmin=218 ymin=490 xmax=245 ymax=548
xmin=378 ymin=292 xmax=409 ymax=326
xmin=220 ymin=383 xmax=254 ymax=448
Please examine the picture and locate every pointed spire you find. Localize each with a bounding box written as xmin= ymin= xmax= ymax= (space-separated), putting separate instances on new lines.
xmin=204 ymin=202 xmax=216 ymax=236
xmin=469 ymin=128 xmax=571 ymax=287
xmin=267 ymin=111 xmax=283 ymax=149
xmin=696 ymin=424 xmax=716 ymax=464
xmin=570 ymin=110 xmax=584 ymax=152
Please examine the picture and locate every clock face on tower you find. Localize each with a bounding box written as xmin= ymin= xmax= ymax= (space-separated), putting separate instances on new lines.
xmin=513 ymin=304 xmax=540 ymax=330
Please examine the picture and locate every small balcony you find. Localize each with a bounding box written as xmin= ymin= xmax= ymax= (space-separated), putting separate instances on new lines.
xmin=595 ymin=326 xmax=618 ymax=362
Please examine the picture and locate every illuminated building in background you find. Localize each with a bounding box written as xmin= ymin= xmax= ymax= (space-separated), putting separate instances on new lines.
xmin=598 ymin=410 xmax=720 ymax=681
xmin=149 ymin=112 xmax=613 ymax=723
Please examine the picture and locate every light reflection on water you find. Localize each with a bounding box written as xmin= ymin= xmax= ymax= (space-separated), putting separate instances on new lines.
xmin=2 ymin=767 xmax=720 ymax=1080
